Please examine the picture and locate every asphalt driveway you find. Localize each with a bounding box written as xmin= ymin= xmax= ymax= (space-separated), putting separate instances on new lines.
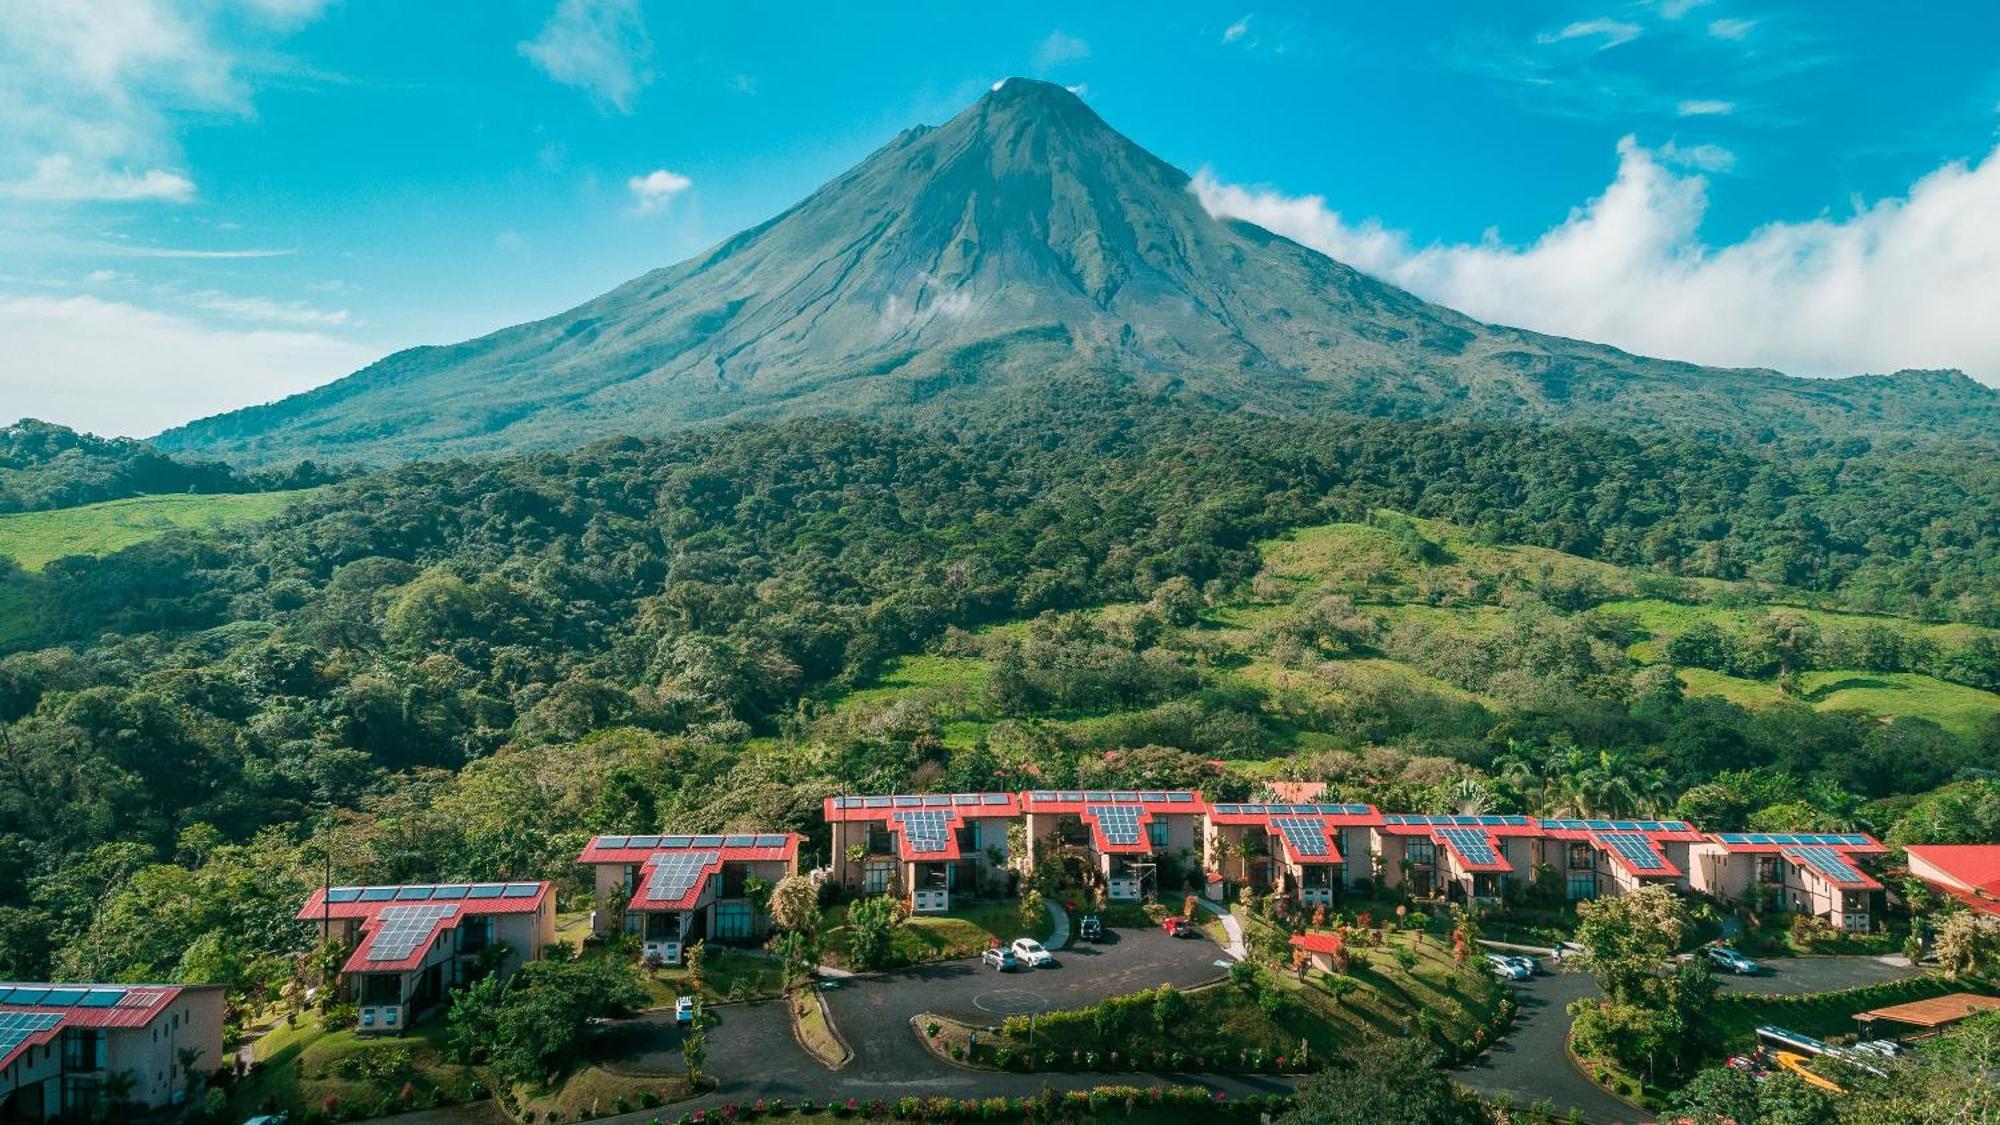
xmin=1453 ymin=953 xmax=1924 ymax=1124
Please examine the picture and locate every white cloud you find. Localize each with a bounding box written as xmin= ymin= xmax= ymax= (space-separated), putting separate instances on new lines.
xmin=1657 ymin=140 xmax=1735 ymax=172
xmin=91 ymin=243 xmax=293 ymax=259
xmin=519 ymin=0 xmax=653 ymax=113
xmin=1223 ymin=16 xmax=1253 ymax=44
xmin=0 ymin=154 xmax=194 ymax=202
xmin=881 ymin=275 xmax=975 ymax=336
xmin=0 ymin=0 xmax=323 ymax=204
xmin=627 ymin=168 xmax=691 ymax=213
xmin=1707 ymin=18 xmax=1756 ymax=40
xmin=1676 ymin=99 xmax=1735 ymax=117
xmin=191 ymin=290 xmax=352 ymax=326
xmin=1192 ymin=138 xmax=2000 ymax=385
xmin=1538 ymin=18 xmax=1644 ymax=50
xmin=1034 ymin=30 xmax=1090 ymax=71
xmin=1657 ymin=0 xmax=1711 ymax=18
xmin=0 ymin=293 xmax=377 ymax=435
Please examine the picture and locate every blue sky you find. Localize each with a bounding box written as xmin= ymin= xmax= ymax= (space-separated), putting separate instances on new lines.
xmin=4 ymin=1 xmax=1999 ymax=435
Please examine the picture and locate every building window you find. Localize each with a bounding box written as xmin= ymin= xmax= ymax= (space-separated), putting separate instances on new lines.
xmin=714 ymin=902 xmax=752 ymax=941
xmin=62 ymin=1029 xmax=105 ymax=1071
xmin=864 ymin=860 xmax=893 ymax=894
xmin=1567 ymin=843 xmax=1595 ymax=871
xmin=1406 ymin=840 xmax=1436 ymax=866
xmin=460 ymin=916 xmax=493 ymax=954
xmin=1147 ymin=820 xmax=1168 ymax=848
xmin=1567 ymin=873 xmax=1598 ymax=901
xmin=1757 ymin=856 xmax=1783 ymax=884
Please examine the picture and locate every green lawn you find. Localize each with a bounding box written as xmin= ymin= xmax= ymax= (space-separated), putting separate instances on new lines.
xmin=0 ymin=489 xmax=317 ymax=571
xmin=1679 ymin=667 xmax=2000 ymax=738
xmin=642 ymin=946 xmax=789 ymax=1005
xmin=1704 ymin=974 xmax=1974 ymax=1053
xmin=824 ymin=899 xmax=1051 ymax=969
xmin=232 ymin=1009 xmax=481 ymax=1120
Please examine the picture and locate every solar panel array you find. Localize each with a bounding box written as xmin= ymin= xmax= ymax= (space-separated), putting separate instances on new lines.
xmin=1599 ymin=831 xmax=1672 ymax=873
xmin=1540 ymin=819 xmax=1694 ymax=833
xmin=594 ymin=835 xmax=790 ymax=850
xmin=893 ymin=810 xmax=954 ymax=855
xmin=1088 ymin=804 xmax=1145 ymax=845
xmin=364 ymin=904 xmax=460 ymax=962
xmin=1436 ymin=827 xmax=1502 ymax=866
xmin=1211 ymin=803 xmax=1375 ymax=817
xmin=1031 ymin=790 xmax=1197 ymax=804
xmin=0 ymin=986 xmax=137 ymax=1008
xmin=643 ymin=850 xmax=722 ymax=904
xmin=1382 ymin=814 xmax=1532 ymax=827
xmin=0 ymin=1010 xmax=61 ymax=1060
xmin=1270 ymin=816 xmax=1333 ymax=858
xmin=1785 ymin=845 xmax=1869 ymax=886
xmin=1714 ymin=833 xmax=1874 ymax=848
xmin=832 ymin=794 xmax=1011 ymax=810
xmin=325 ymin=883 xmax=540 ymax=904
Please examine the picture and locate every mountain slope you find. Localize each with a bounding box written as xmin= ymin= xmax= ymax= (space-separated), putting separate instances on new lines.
xmin=157 ymin=79 xmax=2000 ymax=465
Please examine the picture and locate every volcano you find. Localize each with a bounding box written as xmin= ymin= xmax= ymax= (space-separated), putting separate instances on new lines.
xmin=158 ymin=78 xmax=1997 ymax=464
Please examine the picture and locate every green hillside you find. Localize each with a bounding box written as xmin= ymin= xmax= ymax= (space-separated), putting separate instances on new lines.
xmin=826 ymin=514 xmax=2000 ymax=764
xmin=0 ymin=489 xmax=318 ymax=571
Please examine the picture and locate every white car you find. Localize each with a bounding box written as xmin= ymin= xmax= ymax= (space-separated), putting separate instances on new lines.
xmin=675 ymin=995 xmax=696 ymax=1024
xmin=1011 ymin=938 xmax=1056 ymax=967
xmin=1485 ymin=953 xmax=1532 ymax=981
xmin=1703 ymin=946 xmax=1761 ymax=975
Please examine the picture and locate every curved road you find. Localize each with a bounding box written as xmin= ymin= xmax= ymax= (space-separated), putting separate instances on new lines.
xmin=1452 ymin=954 xmax=1923 ymax=1124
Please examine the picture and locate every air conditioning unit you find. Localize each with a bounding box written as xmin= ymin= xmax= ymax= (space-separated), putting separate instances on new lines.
xmin=642 ymin=940 xmax=683 ymax=965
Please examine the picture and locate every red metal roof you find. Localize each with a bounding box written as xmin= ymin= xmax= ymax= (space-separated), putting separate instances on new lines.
xmin=0 ymin=984 xmax=205 ymax=1066
xmin=1289 ymin=931 xmax=1345 ymax=956
xmin=576 ymin=833 xmax=798 ymax=865
xmin=1020 ymin=790 xmax=1205 ymax=854
xmin=822 ymin=793 xmax=1022 ymax=822
xmin=1906 ymin=844 xmax=2000 ymax=905
xmin=576 ymin=834 xmax=799 ymax=914
xmin=295 ymin=883 xmax=551 ymax=974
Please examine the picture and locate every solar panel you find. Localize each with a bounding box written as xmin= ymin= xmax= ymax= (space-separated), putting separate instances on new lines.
xmin=1088 ymin=804 xmax=1144 ymax=846
xmin=1271 ymin=817 xmax=1333 ymax=858
xmin=466 ymin=885 xmax=503 ymax=899
xmin=4 ymin=989 xmax=47 ymax=1005
xmin=358 ymin=887 xmax=396 ymax=902
xmin=40 ymin=989 xmax=85 ymax=1006
xmin=0 ymin=1011 xmax=61 ymax=1060
xmin=503 ymin=883 xmax=540 ymax=898
xmin=1786 ymin=845 xmax=1868 ymax=886
xmin=1600 ymin=832 xmax=1671 ymax=873
xmin=1436 ymin=827 xmax=1500 ymax=866
xmin=77 ymin=990 xmax=124 ymax=1008
xmin=893 ymin=810 xmax=954 ymax=855
xmin=756 ymin=834 xmax=790 ymax=847
xmin=643 ymin=850 xmax=720 ymax=904
xmin=980 ymin=793 xmax=1009 ymax=805
xmin=365 ymin=904 xmax=459 ymax=962
xmin=598 ymin=836 xmax=630 ymax=848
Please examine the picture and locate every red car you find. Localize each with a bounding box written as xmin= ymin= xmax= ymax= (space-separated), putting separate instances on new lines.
xmin=1162 ymin=915 xmax=1195 ymax=938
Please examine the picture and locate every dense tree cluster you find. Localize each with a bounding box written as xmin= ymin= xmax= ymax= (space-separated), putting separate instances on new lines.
xmin=0 ymin=393 xmax=1994 ymax=990
xmin=0 ymin=419 xmax=335 ymax=513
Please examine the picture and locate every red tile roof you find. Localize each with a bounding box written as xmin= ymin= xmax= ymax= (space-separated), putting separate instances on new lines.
xmin=1289 ymin=931 xmax=1345 ymax=956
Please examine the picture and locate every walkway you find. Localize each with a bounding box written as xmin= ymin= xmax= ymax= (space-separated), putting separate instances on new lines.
xmin=1045 ymin=897 xmax=1071 ymax=949
xmin=1195 ymin=897 xmax=1247 ymax=960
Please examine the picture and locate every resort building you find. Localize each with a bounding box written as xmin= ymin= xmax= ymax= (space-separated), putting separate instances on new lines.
xmin=1534 ymin=818 xmax=1707 ymax=901
xmin=822 ymin=793 xmax=1021 ymax=913
xmin=579 ymin=833 xmax=800 ymax=963
xmin=1020 ymin=790 xmax=1206 ymax=901
xmin=1204 ymin=802 xmax=1382 ymax=906
xmin=1374 ymin=815 xmax=1541 ymax=902
xmin=0 ymin=983 xmax=225 ymax=1120
xmin=297 ymin=881 xmax=555 ymax=1034
xmin=1903 ymin=844 xmax=2000 ymax=919
xmin=1688 ymin=832 xmax=1889 ymax=930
